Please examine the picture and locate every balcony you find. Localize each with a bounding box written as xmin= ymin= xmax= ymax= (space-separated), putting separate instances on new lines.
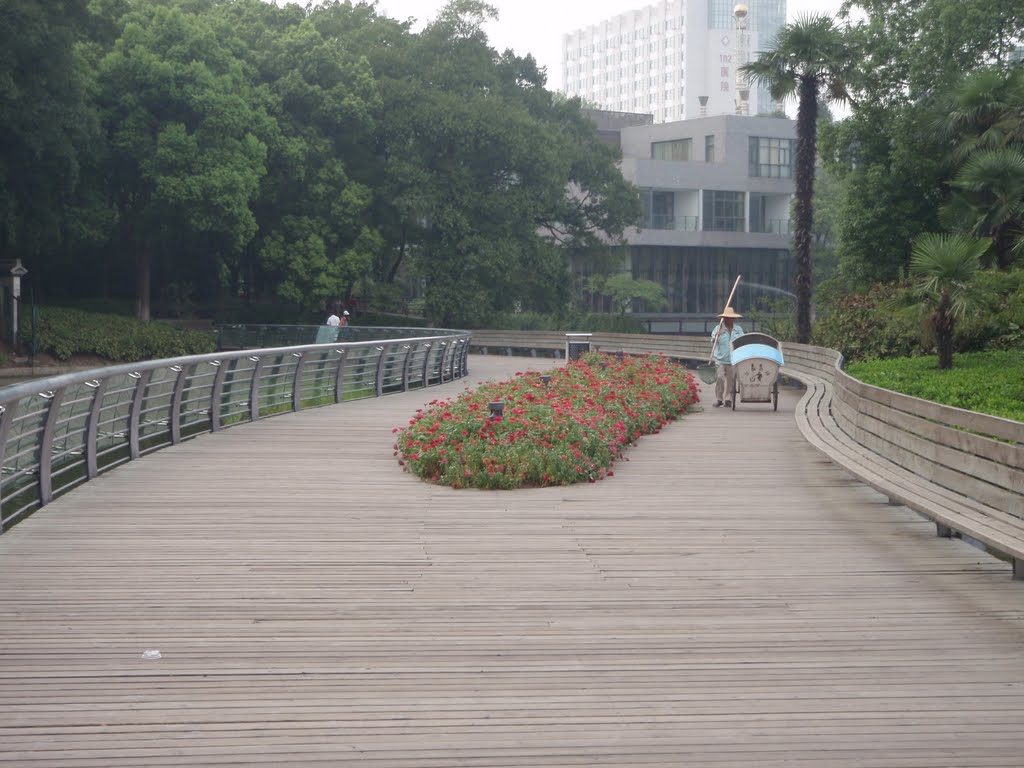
xmin=643 ymin=214 xmax=699 ymax=231
xmin=750 ymin=218 xmax=792 ymax=235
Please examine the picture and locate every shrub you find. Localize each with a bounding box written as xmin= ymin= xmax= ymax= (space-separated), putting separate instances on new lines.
xmin=24 ymin=307 xmax=216 ymax=362
xmin=845 ymin=351 xmax=1024 ymax=422
xmin=394 ymin=353 xmax=699 ymax=489
xmin=814 ymin=281 xmax=925 ymax=361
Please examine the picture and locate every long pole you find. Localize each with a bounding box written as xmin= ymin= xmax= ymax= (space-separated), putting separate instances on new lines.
xmin=708 ymin=274 xmax=742 ymax=363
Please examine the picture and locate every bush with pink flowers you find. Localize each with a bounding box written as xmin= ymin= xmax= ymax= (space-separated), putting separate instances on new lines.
xmin=394 ymin=352 xmax=699 ymax=489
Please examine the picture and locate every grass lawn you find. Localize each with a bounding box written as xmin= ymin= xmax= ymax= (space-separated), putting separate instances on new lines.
xmin=845 ymin=350 xmax=1024 ymax=423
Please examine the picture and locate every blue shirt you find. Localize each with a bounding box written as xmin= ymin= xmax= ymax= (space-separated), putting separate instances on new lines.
xmin=711 ymin=324 xmax=744 ymax=365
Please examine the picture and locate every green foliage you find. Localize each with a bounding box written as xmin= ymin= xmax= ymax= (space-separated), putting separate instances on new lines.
xmin=906 ymin=232 xmax=987 ymax=368
xmin=845 ymin=351 xmax=1024 ymax=423
xmin=817 ymin=266 xmax=1024 ymax=361
xmin=5 ymin=0 xmax=637 ymax=329
xmin=394 ymin=353 xmax=700 ymax=489
xmin=0 ymin=0 xmax=96 ymax=260
xmin=587 ymin=274 xmax=668 ymax=316
xmin=958 ymin=267 xmax=1024 ymax=350
xmin=26 ymin=307 xmax=215 ymax=362
xmin=819 ymin=105 xmax=945 ymax=292
xmin=814 ymin=282 xmax=925 ymax=361
xmin=821 ymin=2 xmax=1024 ymax=297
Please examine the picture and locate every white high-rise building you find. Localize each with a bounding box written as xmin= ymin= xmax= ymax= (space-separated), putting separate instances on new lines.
xmin=561 ymin=0 xmax=786 ymax=122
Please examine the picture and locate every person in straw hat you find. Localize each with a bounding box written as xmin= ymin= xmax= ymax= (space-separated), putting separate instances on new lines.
xmin=710 ymin=306 xmax=744 ymax=408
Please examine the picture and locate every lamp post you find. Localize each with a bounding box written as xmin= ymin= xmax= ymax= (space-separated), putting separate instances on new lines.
xmin=9 ymin=259 xmax=27 ymax=349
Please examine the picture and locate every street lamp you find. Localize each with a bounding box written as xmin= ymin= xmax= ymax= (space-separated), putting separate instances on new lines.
xmin=9 ymin=259 xmax=27 ymax=349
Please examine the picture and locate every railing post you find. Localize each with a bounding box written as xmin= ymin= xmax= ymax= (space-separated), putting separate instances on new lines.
xmin=84 ymin=379 xmax=107 ymax=479
xmin=334 ymin=349 xmax=347 ymax=403
xmin=401 ymin=344 xmax=414 ymax=392
xmin=249 ymin=356 xmax=263 ymax=421
xmin=38 ymin=387 xmax=66 ymax=506
xmin=448 ymin=340 xmax=461 ymax=380
xmin=421 ymin=343 xmax=432 ymax=386
xmin=438 ymin=342 xmax=449 ymax=384
xmin=374 ymin=347 xmax=386 ymax=397
xmin=169 ymin=365 xmax=187 ymax=445
xmin=128 ymin=371 xmax=151 ymax=460
xmin=291 ymin=352 xmax=305 ymax=412
xmin=0 ymin=400 xmax=17 ymax=530
xmin=209 ymin=361 xmax=225 ymax=432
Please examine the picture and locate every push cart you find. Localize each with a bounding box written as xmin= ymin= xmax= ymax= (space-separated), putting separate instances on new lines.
xmin=730 ymin=333 xmax=784 ymax=411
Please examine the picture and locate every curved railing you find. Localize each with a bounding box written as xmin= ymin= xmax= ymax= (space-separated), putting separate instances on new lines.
xmin=0 ymin=330 xmax=470 ymax=532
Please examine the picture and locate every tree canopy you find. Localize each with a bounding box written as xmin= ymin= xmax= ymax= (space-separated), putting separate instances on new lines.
xmin=3 ymin=0 xmax=639 ymax=326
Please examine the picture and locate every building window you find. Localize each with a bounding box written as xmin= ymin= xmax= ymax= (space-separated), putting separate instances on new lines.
xmin=652 ymin=138 xmax=692 ymax=161
xmin=702 ymin=190 xmax=745 ymax=232
xmin=640 ymin=189 xmax=676 ymax=229
xmin=749 ymin=136 xmax=794 ymax=177
xmin=705 ymin=134 xmax=715 ymax=162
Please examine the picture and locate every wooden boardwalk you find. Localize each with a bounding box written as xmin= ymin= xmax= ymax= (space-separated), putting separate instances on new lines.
xmin=2 ymin=354 xmax=1024 ymax=767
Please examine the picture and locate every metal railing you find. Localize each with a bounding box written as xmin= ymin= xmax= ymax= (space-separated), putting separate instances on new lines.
xmin=644 ymin=214 xmax=699 ymax=231
xmin=0 ymin=330 xmax=470 ymax=533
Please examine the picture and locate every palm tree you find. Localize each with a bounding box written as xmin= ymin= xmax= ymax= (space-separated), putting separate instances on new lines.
xmin=740 ymin=14 xmax=855 ymax=343
xmin=934 ymin=68 xmax=1024 ymax=269
xmin=908 ymin=233 xmax=988 ymax=370
xmin=941 ymin=147 xmax=1024 ymax=269
xmin=934 ymin=67 xmax=1024 ymax=165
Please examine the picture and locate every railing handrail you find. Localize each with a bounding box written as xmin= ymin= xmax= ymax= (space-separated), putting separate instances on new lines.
xmin=0 ymin=332 xmax=465 ymax=403
xmin=0 ymin=329 xmax=471 ymax=533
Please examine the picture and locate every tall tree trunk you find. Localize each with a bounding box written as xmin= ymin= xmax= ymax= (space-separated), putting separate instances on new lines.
xmin=993 ymin=226 xmax=1013 ymax=270
xmin=793 ymin=76 xmax=819 ymax=344
xmin=936 ymin=293 xmax=954 ymax=369
xmin=136 ymin=243 xmax=151 ymax=322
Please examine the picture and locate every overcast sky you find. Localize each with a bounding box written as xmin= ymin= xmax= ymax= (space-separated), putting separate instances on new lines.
xmin=371 ymin=0 xmax=846 ymax=92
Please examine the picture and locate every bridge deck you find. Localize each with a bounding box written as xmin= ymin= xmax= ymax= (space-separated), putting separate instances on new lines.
xmin=2 ymin=355 xmax=1024 ymax=767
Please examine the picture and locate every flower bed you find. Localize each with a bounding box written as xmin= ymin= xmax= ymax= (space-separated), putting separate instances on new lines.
xmin=394 ymin=352 xmax=700 ymax=489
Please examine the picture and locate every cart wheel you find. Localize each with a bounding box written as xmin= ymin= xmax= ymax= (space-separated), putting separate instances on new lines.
xmin=772 ymin=382 xmax=778 ymax=412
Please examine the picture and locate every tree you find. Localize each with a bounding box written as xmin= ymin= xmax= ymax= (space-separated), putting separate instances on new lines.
xmin=942 ymin=148 xmax=1024 ymax=269
xmin=364 ymin=0 xmax=639 ymax=326
xmin=818 ymin=1 xmax=1024 ymax=294
xmin=935 ymin=68 xmax=1024 ymax=269
xmin=93 ymin=1 xmax=269 ymax=320
xmin=907 ymin=233 xmax=988 ymax=369
xmin=0 ymin=0 xmax=96 ymax=265
xmin=819 ymin=105 xmax=946 ymax=290
xmin=587 ymin=274 xmax=667 ymax=317
xmin=221 ymin=0 xmax=383 ymax=311
xmin=840 ymin=0 xmax=1024 ymax=108
xmin=740 ymin=13 xmax=856 ymax=343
